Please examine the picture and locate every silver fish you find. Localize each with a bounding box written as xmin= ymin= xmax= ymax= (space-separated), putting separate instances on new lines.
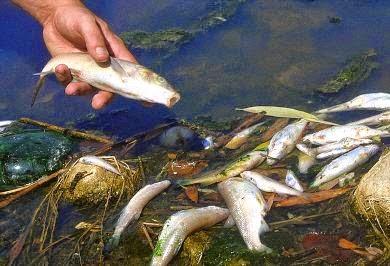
xmin=310 ymin=144 xmax=380 ymax=188
xmin=296 ymin=143 xmax=316 ymax=157
xmin=78 ymin=156 xmax=120 ymax=174
xmin=0 ymin=120 xmax=15 ymax=132
xmin=267 ymin=120 xmax=308 ymax=165
xmin=298 ymin=152 xmax=317 ymax=174
xmin=303 ymin=125 xmax=389 ymax=145
xmin=108 ymin=180 xmax=171 ymax=249
xmin=241 ymin=171 xmax=302 ymax=196
xmin=178 ymin=150 xmax=266 ymax=186
xmin=225 ymin=122 xmax=266 ymax=149
xmin=347 ymin=111 xmax=390 ymax=126
xmin=315 ymin=138 xmax=374 ymax=154
xmin=151 ymin=206 xmax=229 ymax=266
xmin=316 ymin=93 xmax=390 ymax=113
xmin=218 ymin=178 xmax=272 ymax=253
xmin=33 ymin=52 xmax=180 ymax=107
xmin=285 ymin=170 xmax=304 ymax=192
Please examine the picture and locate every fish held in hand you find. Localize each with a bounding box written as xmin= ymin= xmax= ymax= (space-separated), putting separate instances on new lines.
xmin=78 ymin=156 xmax=120 ymax=174
xmin=316 ymin=93 xmax=390 ymax=113
xmin=218 ymin=178 xmax=272 ymax=253
xmin=310 ymin=144 xmax=380 ymax=188
xmin=241 ymin=171 xmax=303 ymax=196
xmin=303 ymin=125 xmax=389 ymax=145
xmin=267 ymin=119 xmax=308 ymax=165
xmin=32 ymin=52 xmax=180 ymax=107
xmin=107 ymin=180 xmax=171 ymax=250
xmin=151 ymin=206 xmax=229 ymax=266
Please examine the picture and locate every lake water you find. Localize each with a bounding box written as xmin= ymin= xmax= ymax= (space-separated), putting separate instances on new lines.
xmin=1 ymin=0 xmax=390 ymax=264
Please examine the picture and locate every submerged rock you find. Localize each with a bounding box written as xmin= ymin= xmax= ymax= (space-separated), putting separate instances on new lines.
xmin=60 ymin=158 xmax=141 ymax=205
xmin=353 ymin=149 xmax=390 ymax=233
xmin=0 ymin=131 xmax=72 ymax=188
xmin=317 ymin=49 xmax=378 ymax=94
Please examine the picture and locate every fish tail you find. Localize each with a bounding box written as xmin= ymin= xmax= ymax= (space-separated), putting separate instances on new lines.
xmin=31 ymin=72 xmax=51 ymax=107
xmin=104 ymin=235 xmax=120 ymax=254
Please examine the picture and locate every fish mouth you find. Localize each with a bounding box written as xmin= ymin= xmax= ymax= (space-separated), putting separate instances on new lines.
xmin=167 ymin=92 xmax=181 ymax=108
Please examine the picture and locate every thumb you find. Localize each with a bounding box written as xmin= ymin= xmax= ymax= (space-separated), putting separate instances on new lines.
xmin=79 ymin=18 xmax=109 ymax=63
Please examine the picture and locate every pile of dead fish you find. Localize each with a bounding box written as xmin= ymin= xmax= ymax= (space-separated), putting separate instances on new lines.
xmin=105 ymin=92 xmax=389 ymax=265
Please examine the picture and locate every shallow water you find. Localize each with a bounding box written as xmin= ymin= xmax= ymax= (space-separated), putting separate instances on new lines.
xmin=1 ymin=0 xmax=390 ymax=264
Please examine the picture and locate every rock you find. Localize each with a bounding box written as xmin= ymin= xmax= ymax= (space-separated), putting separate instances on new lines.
xmin=353 ymin=149 xmax=390 ymax=233
xmin=0 ymin=131 xmax=72 ymax=189
xmin=60 ymin=158 xmax=141 ymax=205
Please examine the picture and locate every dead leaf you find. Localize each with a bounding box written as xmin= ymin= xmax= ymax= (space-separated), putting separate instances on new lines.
xmin=167 ymin=160 xmax=208 ymax=178
xmin=338 ymin=238 xmax=361 ymax=250
xmin=233 ymin=113 xmax=264 ymax=133
xmin=253 ymin=168 xmax=288 ymax=180
xmin=274 ymin=187 xmax=352 ymax=207
xmin=185 ymin=186 xmax=199 ymax=203
xmin=318 ymin=178 xmax=339 ymax=191
xmin=167 ymin=153 xmax=177 ymax=159
xmin=260 ymin=118 xmax=290 ymax=142
xmin=266 ymin=193 xmax=276 ymax=211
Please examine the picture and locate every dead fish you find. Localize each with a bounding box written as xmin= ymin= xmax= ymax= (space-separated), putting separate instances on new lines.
xmin=78 ymin=156 xmax=120 ymax=174
xmin=315 ymin=138 xmax=373 ymax=154
xmin=107 ymin=180 xmax=171 ymax=250
xmin=296 ymin=143 xmax=316 ymax=157
xmin=285 ymin=170 xmax=304 ymax=192
xmin=267 ymin=120 xmax=308 ymax=165
xmin=177 ymin=151 xmax=266 ymax=186
xmin=0 ymin=120 xmax=15 ymax=132
xmin=303 ymin=125 xmax=389 ymax=145
xmin=347 ymin=111 xmax=390 ymax=126
xmin=33 ymin=52 xmax=180 ymax=107
xmin=241 ymin=171 xmax=302 ymax=196
xmin=151 ymin=206 xmax=229 ymax=266
xmin=298 ymin=152 xmax=317 ymax=174
xmin=316 ymin=93 xmax=390 ymax=113
xmin=310 ymin=144 xmax=380 ymax=188
xmin=225 ymin=122 xmax=265 ymax=149
xmin=218 ymin=178 xmax=272 ymax=253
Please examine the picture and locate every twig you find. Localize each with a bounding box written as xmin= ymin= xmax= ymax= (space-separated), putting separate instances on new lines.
xmin=142 ymin=222 xmax=163 ymax=228
xmin=0 ymin=168 xmax=67 ymax=209
xmin=18 ymin=117 xmax=113 ymax=144
xmin=269 ymin=211 xmax=340 ymax=228
xmin=141 ymin=224 xmax=155 ymax=250
xmin=169 ymin=205 xmax=194 ymax=211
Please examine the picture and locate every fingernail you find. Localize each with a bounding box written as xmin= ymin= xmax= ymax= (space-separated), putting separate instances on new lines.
xmin=95 ymin=47 xmax=108 ymax=60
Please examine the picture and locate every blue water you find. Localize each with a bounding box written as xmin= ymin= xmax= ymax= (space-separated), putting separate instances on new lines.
xmin=1 ymin=0 xmax=390 ymax=133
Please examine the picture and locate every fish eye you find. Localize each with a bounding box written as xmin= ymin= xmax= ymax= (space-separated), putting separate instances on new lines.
xmin=156 ymin=76 xmax=166 ymax=84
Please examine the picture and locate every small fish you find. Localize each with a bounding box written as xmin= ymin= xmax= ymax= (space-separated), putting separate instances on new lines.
xmin=151 ymin=206 xmax=229 ymax=266
xmin=303 ymin=125 xmax=389 ymax=145
xmin=241 ymin=171 xmax=302 ymax=196
xmin=296 ymin=143 xmax=316 ymax=157
xmin=177 ymin=151 xmax=266 ymax=186
xmin=159 ymin=126 xmax=203 ymax=150
xmin=310 ymin=144 xmax=380 ymax=187
xmin=285 ymin=170 xmax=304 ymax=192
xmin=298 ymin=152 xmax=317 ymax=174
xmin=78 ymin=156 xmax=120 ymax=174
xmin=218 ymin=178 xmax=272 ymax=253
xmin=267 ymin=120 xmax=308 ymax=165
xmin=225 ymin=122 xmax=265 ymax=149
xmin=107 ymin=180 xmax=171 ymax=250
xmin=347 ymin=111 xmax=390 ymax=126
xmin=33 ymin=52 xmax=180 ymax=107
xmin=316 ymin=93 xmax=390 ymax=113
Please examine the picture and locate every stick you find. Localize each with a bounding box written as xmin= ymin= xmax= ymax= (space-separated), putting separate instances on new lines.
xmin=18 ymin=117 xmax=113 ymax=144
xmin=141 ymin=224 xmax=155 ymax=250
xmin=269 ymin=211 xmax=340 ymax=228
xmin=0 ymin=168 xmax=67 ymax=209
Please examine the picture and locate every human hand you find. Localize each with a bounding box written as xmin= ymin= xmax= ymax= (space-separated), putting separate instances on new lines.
xmin=42 ymin=4 xmax=137 ymax=109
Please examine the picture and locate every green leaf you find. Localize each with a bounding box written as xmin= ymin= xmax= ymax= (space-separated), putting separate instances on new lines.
xmin=237 ymin=106 xmax=337 ymax=125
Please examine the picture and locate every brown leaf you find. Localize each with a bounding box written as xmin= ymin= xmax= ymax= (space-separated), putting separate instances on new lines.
xmin=274 ymin=187 xmax=352 ymax=207
xmin=167 ymin=160 xmax=208 ymax=178
xmin=338 ymin=238 xmax=361 ymax=250
xmin=253 ymin=168 xmax=287 ymax=180
xmin=260 ymin=118 xmax=289 ymax=142
xmin=167 ymin=153 xmax=177 ymax=159
xmin=233 ymin=113 xmax=264 ymax=133
xmin=266 ymin=193 xmax=276 ymax=211
xmin=185 ymin=186 xmax=199 ymax=203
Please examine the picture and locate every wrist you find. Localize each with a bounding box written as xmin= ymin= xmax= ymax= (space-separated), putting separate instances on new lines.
xmin=12 ymin=0 xmax=84 ymax=25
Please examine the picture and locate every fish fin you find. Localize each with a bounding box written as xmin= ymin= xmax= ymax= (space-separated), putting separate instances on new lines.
xmin=110 ymin=57 xmax=130 ymax=81
xmin=31 ymin=72 xmax=50 ymax=107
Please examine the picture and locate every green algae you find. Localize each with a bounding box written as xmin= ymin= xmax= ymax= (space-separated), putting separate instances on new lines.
xmin=317 ymin=49 xmax=379 ymax=93
xmin=179 ymin=231 xmax=212 ymax=266
xmin=0 ymin=131 xmax=72 ymax=188
xmin=120 ymin=0 xmax=248 ymax=56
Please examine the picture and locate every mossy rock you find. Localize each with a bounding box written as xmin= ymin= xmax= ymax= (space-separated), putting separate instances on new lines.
xmin=353 ymin=149 xmax=390 ymax=233
xmin=60 ymin=158 xmax=141 ymax=205
xmin=317 ymin=49 xmax=378 ymax=93
xmin=0 ymin=131 xmax=72 ymax=189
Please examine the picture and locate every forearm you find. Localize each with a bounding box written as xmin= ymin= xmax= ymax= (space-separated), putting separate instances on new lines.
xmin=11 ymin=0 xmax=84 ymax=25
